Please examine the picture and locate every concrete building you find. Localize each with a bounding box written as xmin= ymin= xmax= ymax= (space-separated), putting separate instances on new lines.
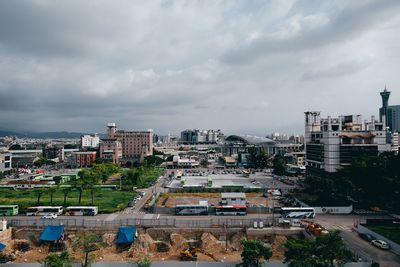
xmin=81 ymin=134 xmax=100 ymax=149
xmin=71 ymin=151 xmax=97 ymax=168
xmin=172 ymin=155 xmax=200 ymax=168
xmin=0 ymin=151 xmax=11 ymax=172
xmin=106 ymin=123 xmax=153 ymax=164
xmin=43 ymin=145 xmax=64 ymax=162
xmin=221 ymin=192 xmax=246 ymax=206
xmin=180 ymin=129 xmax=224 ymax=144
xmin=379 ymin=87 xmax=400 ymax=133
xmin=392 ymin=132 xmax=399 ymax=154
xmin=305 ymin=112 xmax=391 ymax=175
xmin=99 ymin=139 xmax=123 ymax=164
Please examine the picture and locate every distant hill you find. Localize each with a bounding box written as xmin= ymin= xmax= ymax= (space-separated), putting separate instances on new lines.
xmin=0 ymin=130 xmax=105 ymax=139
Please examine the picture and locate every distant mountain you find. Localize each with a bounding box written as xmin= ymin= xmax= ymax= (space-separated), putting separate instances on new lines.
xmin=0 ymin=130 xmax=105 ymax=139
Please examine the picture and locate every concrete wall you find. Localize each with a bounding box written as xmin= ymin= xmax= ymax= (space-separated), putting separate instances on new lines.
xmin=314 ymin=205 xmax=353 ymax=214
xmin=153 ymin=206 xmax=272 ymax=215
xmin=356 ymin=224 xmax=400 ymax=255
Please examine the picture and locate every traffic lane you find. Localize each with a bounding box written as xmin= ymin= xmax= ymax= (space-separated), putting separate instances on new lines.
xmin=341 ymin=230 xmax=400 ymax=266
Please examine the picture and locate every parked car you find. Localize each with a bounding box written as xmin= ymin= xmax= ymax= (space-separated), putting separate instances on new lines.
xmin=41 ymin=213 xmax=57 ymax=219
xmin=371 ymin=240 xmax=390 ymax=250
xmin=358 ymin=233 xmax=374 ymax=242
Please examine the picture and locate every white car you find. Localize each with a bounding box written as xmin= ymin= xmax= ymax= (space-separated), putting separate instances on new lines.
xmin=41 ymin=213 xmax=58 ymax=219
xmin=371 ymin=240 xmax=390 ymax=250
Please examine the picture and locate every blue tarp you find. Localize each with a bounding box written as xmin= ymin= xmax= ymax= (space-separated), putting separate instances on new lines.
xmin=0 ymin=242 xmax=5 ymax=252
xmin=116 ymin=227 xmax=136 ymax=244
xmin=39 ymin=225 xmax=65 ymax=242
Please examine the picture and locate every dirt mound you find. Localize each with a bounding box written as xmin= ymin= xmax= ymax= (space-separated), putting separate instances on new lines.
xmin=230 ymin=232 xmax=246 ymax=251
xmin=271 ymin=235 xmax=287 ymax=260
xmin=170 ymin=233 xmax=186 ymax=250
xmin=103 ymin=233 xmax=117 ymax=247
xmin=136 ymin=233 xmax=157 ymax=252
xmin=200 ymin=233 xmax=224 ymax=252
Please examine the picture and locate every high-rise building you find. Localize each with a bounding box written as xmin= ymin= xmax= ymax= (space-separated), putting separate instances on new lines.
xmin=305 ymin=112 xmax=390 ymax=175
xmin=379 ymin=87 xmax=391 ymax=126
xmin=379 ymin=87 xmax=400 ymax=132
xmin=106 ymin=123 xmax=153 ymax=163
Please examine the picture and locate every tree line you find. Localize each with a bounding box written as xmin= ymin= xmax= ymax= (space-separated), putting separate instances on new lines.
xmin=303 ymin=152 xmax=400 ymax=212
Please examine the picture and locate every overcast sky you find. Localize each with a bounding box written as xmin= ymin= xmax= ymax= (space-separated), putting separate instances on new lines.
xmin=1 ymin=0 xmax=400 ymax=136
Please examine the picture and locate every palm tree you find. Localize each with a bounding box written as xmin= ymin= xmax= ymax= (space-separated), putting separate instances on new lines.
xmin=34 ymin=188 xmax=45 ymax=205
xmin=48 ymin=186 xmax=57 ymax=205
xmin=62 ymin=187 xmax=71 ymax=206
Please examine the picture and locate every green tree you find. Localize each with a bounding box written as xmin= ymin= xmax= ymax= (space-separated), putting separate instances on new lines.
xmin=239 ymin=240 xmax=272 ymax=267
xmin=48 ymin=187 xmax=57 ymax=205
xmin=43 ymin=251 xmax=72 ymax=267
xmin=62 ymin=187 xmax=71 ymax=206
xmin=284 ymin=231 xmax=352 ymax=267
xmin=73 ymin=233 xmax=102 ymax=267
xmin=34 ymin=188 xmax=45 ymax=205
xmin=0 ymin=171 xmax=4 ymax=181
xmin=34 ymin=156 xmax=56 ymax=168
xmin=248 ymin=148 xmax=269 ymax=169
xmin=284 ymin=237 xmax=325 ymax=267
xmin=272 ymin=155 xmax=286 ymax=175
xmin=143 ymin=156 xmax=164 ymax=167
xmin=315 ymin=230 xmax=352 ymax=266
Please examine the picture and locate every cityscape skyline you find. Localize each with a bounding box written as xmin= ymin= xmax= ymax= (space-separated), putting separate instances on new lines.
xmin=1 ymin=1 xmax=400 ymax=135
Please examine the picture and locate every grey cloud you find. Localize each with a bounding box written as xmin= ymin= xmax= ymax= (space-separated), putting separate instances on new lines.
xmin=1 ymin=1 xmax=400 ymax=135
xmin=222 ymin=0 xmax=400 ymax=65
xmin=302 ymin=61 xmax=369 ymax=81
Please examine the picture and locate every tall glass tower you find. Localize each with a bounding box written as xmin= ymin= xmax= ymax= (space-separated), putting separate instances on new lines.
xmin=380 ymin=87 xmax=391 ymax=127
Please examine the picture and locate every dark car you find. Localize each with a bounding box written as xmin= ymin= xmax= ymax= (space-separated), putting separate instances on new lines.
xmin=358 ymin=233 xmax=374 ymax=242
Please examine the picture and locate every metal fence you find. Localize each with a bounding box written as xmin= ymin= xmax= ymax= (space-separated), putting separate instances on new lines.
xmin=8 ymin=217 xmax=276 ymax=230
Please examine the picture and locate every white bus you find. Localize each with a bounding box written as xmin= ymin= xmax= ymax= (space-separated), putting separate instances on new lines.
xmin=280 ymin=207 xmax=315 ymax=219
xmin=66 ymin=206 xmax=98 ymax=216
xmin=26 ymin=206 xmax=64 ymax=216
xmin=215 ymin=205 xmax=247 ymax=216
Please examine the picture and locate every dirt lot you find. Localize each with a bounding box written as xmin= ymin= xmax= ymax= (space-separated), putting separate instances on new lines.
xmin=157 ymin=192 xmax=269 ymax=207
xmin=3 ymin=229 xmax=289 ymax=263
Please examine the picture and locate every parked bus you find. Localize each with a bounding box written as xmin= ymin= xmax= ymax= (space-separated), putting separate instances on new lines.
xmin=280 ymin=207 xmax=315 ymax=219
xmin=175 ymin=204 xmax=208 ymax=216
xmin=0 ymin=205 xmax=19 ymax=216
xmin=65 ymin=206 xmax=98 ymax=216
xmin=215 ymin=205 xmax=247 ymax=216
xmin=26 ymin=206 xmax=63 ymax=216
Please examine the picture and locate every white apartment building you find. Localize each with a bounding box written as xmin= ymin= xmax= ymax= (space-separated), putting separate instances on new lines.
xmin=81 ymin=134 xmax=100 ymax=149
xmin=305 ymin=112 xmax=391 ymax=175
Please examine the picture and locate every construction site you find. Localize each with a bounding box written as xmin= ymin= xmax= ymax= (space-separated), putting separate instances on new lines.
xmin=0 ymin=221 xmax=328 ymax=264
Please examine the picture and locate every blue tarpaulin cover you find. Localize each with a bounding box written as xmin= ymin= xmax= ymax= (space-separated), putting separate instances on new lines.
xmin=39 ymin=225 xmax=65 ymax=242
xmin=116 ymin=227 xmax=136 ymax=244
xmin=0 ymin=242 xmax=5 ymax=252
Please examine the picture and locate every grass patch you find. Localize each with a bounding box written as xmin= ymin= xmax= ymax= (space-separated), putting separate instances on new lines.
xmin=0 ymin=189 xmax=137 ymax=214
xmin=368 ymin=225 xmax=400 ymax=244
